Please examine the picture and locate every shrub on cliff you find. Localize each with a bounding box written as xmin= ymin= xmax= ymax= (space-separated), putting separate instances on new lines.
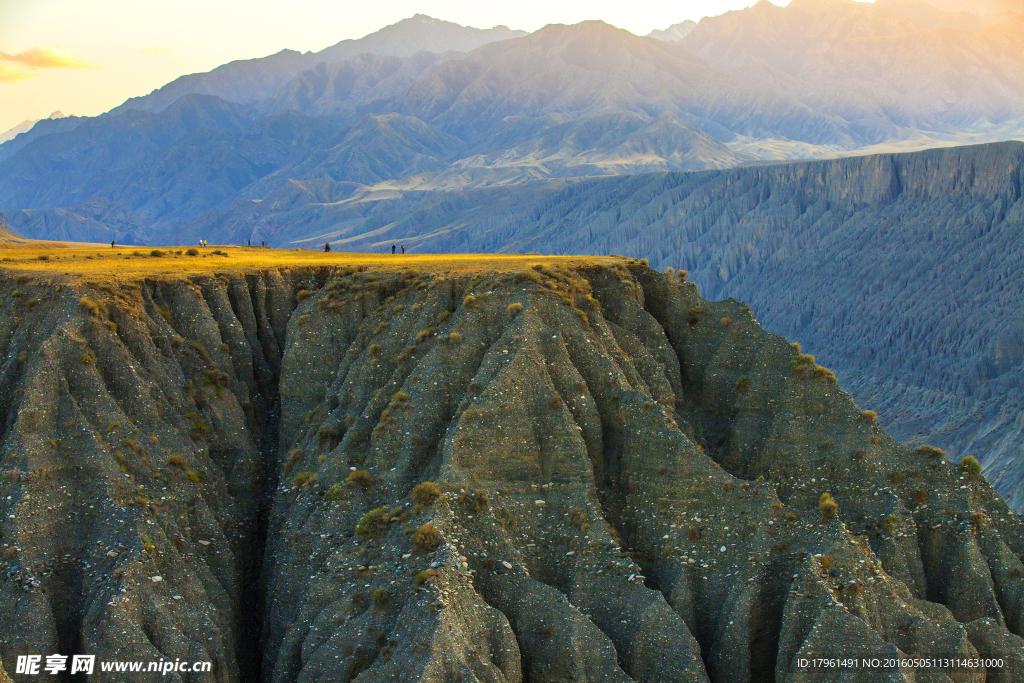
xmin=819 ymin=492 xmax=838 ymax=522
xmin=412 ymin=523 xmax=442 ymax=551
xmin=413 ymin=481 xmax=441 ymax=507
xmin=960 ymin=455 xmax=982 ymax=478
xmin=355 ymin=506 xmax=391 ymax=540
xmin=916 ymin=445 xmax=945 ymax=460
xmin=79 ymin=295 xmax=106 ymax=318
xmin=347 ymin=469 xmax=371 ymax=488
xmin=293 ymin=471 xmax=316 ymax=488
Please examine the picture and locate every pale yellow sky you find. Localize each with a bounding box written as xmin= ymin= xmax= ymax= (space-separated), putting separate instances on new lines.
xmin=0 ymin=0 xmax=793 ymax=133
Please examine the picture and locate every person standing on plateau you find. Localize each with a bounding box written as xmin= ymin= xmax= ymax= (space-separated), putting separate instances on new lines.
xmin=392 ymin=244 xmax=396 ymax=255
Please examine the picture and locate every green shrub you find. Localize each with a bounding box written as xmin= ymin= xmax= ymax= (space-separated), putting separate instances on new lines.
xmin=960 ymin=455 xmax=982 ymax=478
xmin=970 ymin=511 xmax=988 ymax=529
xmin=79 ymin=295 xmax=106 ymax=317
xmin=414 ymin=568 xmax=439 ymax=585
xmin=507 ymin=302 xmax=523 ymax=314
xmin=324 ymin=484 xmax=345 ymax=501
xmin=412 ymin=481 xmax=441 ymax=506
xmin=355 ymin=506 xmax=391 ymax=540
xmin=296 ymin=289 xmax=313 ymax=303
xmin=150 ymin=249 xmax=165 ymax=257
xmin=735 ymin=376 xmax=750 ymax=395
xmin=463 ymin=294 xmax=476 ymax=307
xmin=915 ymin=445 xmax=945 ymax=460
xmin=819 ymin=492 xmax=838 ymax=522
xmin=861 ymin=410 xmax=877 ymax=425
xmin=368 ymin=343 xmax=382 ymax=357
xmin=347 ymin=469 xmax=372 ymax=488
xmin=283 ymin=447 xmax=302 ymax=473
xmin=686 ymin=305 xmax=705 ymax=326
xmin=813 ymin=365 xmax=838 ymax=383
xmin=412 ymin=523 xmax=442 ymax=551
xmin=447 ymin=332 xmax=463 ymax=344
xmin=372 ymin=588 xmax=390 ymax=609
xmin=293 ymin=471 xmax=316 ymax=488
xmin=415 ymin=327 xmax=436 ymax=343
xmin=186 ymin=248 xmax=199 ymax=256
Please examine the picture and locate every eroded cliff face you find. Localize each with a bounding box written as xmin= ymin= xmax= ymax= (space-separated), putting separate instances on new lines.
xmin=0 ymin=260 xmax=1022 ymax=682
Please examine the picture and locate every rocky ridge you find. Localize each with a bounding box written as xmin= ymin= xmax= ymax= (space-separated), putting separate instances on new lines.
xmin=0 ymin=257 xmax=1022 ymax=681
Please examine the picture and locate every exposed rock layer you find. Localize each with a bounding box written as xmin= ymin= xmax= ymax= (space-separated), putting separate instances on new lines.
xmin=0 ymin=259 xmax=1022 ymax=682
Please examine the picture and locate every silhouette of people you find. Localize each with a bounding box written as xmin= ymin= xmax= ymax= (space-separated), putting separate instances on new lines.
xmin=324 ymin=243 xmax=331 ymax=252
xmin=391 ymin=244 xmax=396 ymax=255
xmin=401 ymin=245 xmax=405 ymax=254
xmin=262 ymin=240 xmax=265 ymax=247
xmin=111 ymin=240 xmax=115 ymax=248
xmin=248 ymin=238 xmax=251 ymax=246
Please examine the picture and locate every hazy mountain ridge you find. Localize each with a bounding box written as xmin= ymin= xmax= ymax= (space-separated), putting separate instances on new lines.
xmin=0 ymin=115 xmax=83 ymax=163
xmin=1 ymin=197 xmax=149 ymax=244
xmin=5 ymin=4 xmax=1024 ymax=228
xmin=681 ymin=0 xmax=1024 ymax=141
xmin=380 ymin=21 xmax=848 ymax=146
xmin=107 ymin=15 xmax=525 ymax=117
xmin=647 ymin=20 xmax=698 ymax=42
xmin=257 ymin=51 xmax=456 ymax=119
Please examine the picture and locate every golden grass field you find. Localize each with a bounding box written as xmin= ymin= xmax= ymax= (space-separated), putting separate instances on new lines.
xmin=0 ymin=245 xmax=622 ymax=282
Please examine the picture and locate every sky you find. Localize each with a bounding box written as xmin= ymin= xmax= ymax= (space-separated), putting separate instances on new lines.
xmin=0 ymin=0 xmax=789 ymax=133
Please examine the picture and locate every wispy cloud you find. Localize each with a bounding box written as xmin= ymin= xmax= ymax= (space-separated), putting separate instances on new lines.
xmin=0 ymin=64 xmax=36 ymax=83
xmin=0 ymin=46 xmax=98 ymax=70
xmin=141 ymin=46 xmax=174 ymax=56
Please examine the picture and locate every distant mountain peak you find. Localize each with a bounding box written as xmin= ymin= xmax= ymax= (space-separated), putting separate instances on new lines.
xmin=107 ymin=15 xmax=527 ymax=118
xmin=647 ymin=20 xmax=697 ymax=42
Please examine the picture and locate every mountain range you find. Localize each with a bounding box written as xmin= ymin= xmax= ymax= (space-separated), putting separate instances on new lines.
xmin=4 ymin=0 xmax=1023 ymax=235
xmin=3 ymin=0 xmax=1024 ymax=507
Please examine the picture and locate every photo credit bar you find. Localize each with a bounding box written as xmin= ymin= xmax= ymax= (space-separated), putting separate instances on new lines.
xmin=15 ymin=654 xmax=212 ymax=675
